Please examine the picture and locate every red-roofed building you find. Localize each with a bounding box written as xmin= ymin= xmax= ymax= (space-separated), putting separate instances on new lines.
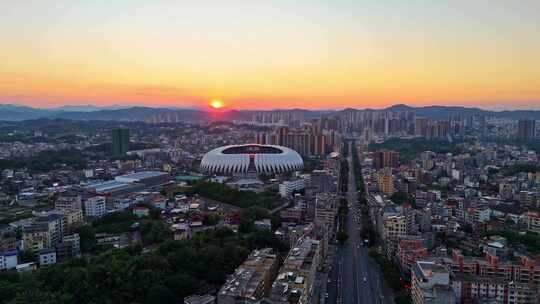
xmin=133 ymin=206 xmax=150 ymax=217
xmin=397 ymin=237 xmax=428 ymax=273
xmin=224 ymin=212 xmax=241 ymax=226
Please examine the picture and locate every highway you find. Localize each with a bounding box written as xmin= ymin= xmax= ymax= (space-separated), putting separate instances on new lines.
xmin=326 ymin=142 xmax=393 ymax=304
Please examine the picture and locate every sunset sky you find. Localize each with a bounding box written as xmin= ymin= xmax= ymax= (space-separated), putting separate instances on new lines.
xmin=1 ymin=1 xmax=539 ymax=110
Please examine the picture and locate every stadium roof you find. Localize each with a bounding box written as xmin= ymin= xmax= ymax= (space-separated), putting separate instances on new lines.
xmin=201 ymin=144 xmax=303 ymax=174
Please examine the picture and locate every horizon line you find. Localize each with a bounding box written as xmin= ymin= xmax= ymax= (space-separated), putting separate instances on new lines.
xmin=2 ymin=102 xmax=540 ymax=113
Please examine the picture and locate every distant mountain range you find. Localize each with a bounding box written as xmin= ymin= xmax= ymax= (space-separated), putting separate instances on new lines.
xmin=382 ymin=104 xmax=540 ymax=120
xmin=0 ymin=103 xmax=539 ymax=122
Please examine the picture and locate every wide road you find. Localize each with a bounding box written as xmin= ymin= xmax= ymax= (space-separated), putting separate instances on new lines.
xmin=327 ymin=142 xmax=393 ymax=304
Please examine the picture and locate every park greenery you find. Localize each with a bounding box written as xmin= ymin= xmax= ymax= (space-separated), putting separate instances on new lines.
xmin=185 ymin=181 xmax=280 ymax=209
xmin=0 ymin=149 xmax=86 ymax=173
xmin=503 ymin=163 xmax=540 ymax=176
xmin=482 ymin=231 xmax=540 ymax=254
xmin=370 ymin=138 xmax=465 ymax=162
xmin=0 ymin=227 xmax=287 ymax=304
xmin=238 ymin=206 xmax=282 ymax=234
xmin=75 ymin=209 xmax=169 ymax=253
xmin=0 ymin=141 xmax=159 ymax=173
xmin=390 ymin=192 xmax=417 ymax=208
xmin=482 ymin=138 xmax=540 ymax=154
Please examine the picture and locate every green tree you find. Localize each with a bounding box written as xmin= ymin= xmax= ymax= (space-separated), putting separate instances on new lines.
xmin=337 ymin=230 xmax=348 ymax=245
xmin=145 ymin=285 xmax=176 ymax=304
xmin=75 ymin=225 xmax=96 ymax=253
xmin=165 ymin=273 xmax=198 ymax=298
xmin=18 ymin=250 xmax=37 ymax=263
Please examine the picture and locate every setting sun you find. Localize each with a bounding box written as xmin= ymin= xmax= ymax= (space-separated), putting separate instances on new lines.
xmin=210 ymin=99 xmax=224 ymax=109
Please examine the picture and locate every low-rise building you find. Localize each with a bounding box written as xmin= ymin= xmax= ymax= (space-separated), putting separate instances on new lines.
xmin=377 ymin=168 xmax=395 ymax=197
xmin=0 ymin=235 xmax=17 ymax=252
xmin=133 ymin=206 xmax=150 ymax=217
xmin=279 ymin=179 xmax=305 ymax=198
xmin=382 ymin=212 xmax=408 ymax=257
xmin=36 ymin=213 xmax=65 ymax=246
xmin=314 ymin=193 xmax=337 ymax=229
xmin=397 ymin=237 xmax=429 ymax=273
xmin=265 ymin=237 xmax=321 ymax=304
xmin=0 ymin=251 xmax=17 ymax=270
xmin=61 ymin=209 xmax=84 ymax=230
xmin=38 ymin=248 xmax=57 ymax=266
xmin=411 ymin=261 xmax=455 ymax=304
xmin=55 ymin=191 xmax=82 ymax=212
xmin=85 ymin=196 xmax=107 ymax=218
xmin=63 ymin=234 xmax=81 ymax=257
xmin=55 ymin=241 xmax=75 ymax=262
xmin=114 ymin=171 xmax=170 ymax=187
xmin=523 ymin=211 xmax=540 ymax=233
xmin=218 ymin=248 xmax=279 ymax=304
xmin=22 ymin=223 xmax=50 ymax=251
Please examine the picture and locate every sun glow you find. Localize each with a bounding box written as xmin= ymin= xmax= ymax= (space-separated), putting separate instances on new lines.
xmin=210 ymin=99 xmax=224 ymax=109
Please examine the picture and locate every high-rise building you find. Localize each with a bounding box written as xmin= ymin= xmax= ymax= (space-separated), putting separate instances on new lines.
xmin=254 ymin=120 xmax=340 ymax=158
xmin=373 ymin=150 xmax=399 ymax=169
xmin=112 ymin=128 xmax=130 ymax=156
xmin=517 ymin=119 xmax=536 ymax=140
xmin=415 ymin=118 xmax=431 ymax=137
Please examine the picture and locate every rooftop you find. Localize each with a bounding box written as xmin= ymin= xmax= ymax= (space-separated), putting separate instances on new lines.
xmin=283 ymin=237 xmax=319 ymax=271
xmin=115 ymin=171 xmax=168 ymax=180
xmin=222 ymin=144 xmax=284 ymax=155
xmin=413 ymin=261 xmax=449 ymax=281
xmin=87 ymin=180 xmax=131 ymax=192
xmin=184 ymin=294 xmax=215 ymax=304
xmin=219 ymin=248 xmax=277 ymax=300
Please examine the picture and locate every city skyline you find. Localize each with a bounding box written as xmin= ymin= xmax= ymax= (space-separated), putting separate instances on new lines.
xmin=2 ymin=1 xmax=540 ymax=110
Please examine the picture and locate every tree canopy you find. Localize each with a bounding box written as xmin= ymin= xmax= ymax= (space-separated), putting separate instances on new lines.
xmin=0 ymin=227 xmax=287 ymax=304
xmin=187 ymin=181 xmax=280 ymax=209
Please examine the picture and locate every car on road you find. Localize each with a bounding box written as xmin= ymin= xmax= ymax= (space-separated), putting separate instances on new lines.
xmin=327 ymin=279 xmax=332 ymax=283
xmin=363 ymin=277 xmax=367 ymax=283
xmin=325 ymin=293 xmax=329 ymax=298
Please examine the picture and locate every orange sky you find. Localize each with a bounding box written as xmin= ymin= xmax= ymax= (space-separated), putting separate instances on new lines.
xmin=1 ymin=1 xmax=540 ymax=110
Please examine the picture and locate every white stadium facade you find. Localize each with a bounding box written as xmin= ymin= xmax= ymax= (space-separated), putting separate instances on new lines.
xmin=200 ymin=144 xmax=303 ymax=174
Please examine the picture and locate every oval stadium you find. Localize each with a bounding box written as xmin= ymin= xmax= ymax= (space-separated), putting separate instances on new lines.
xmin=200 ymin=144 xmax=303 ymax=174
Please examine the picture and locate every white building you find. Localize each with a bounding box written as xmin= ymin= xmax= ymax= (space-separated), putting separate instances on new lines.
xmin=38 ymin=249 xmax=57 ymax=266
xmin=84 ymin=169 xmax=94 ymax=178
xmin=16 ymin=262 xmax=36 ymax=272
xmin=279 ymin=179 xmax=305 ymax=198
xmin=85 ymin=196 xmax=107 ymax=218
xmin=452 ymin=169 xmax=462 ymax=181
xmin=201 ymin=144 xmax=303 ymax=174
xmin=0 ymin=251 xmax=17 ymax=270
